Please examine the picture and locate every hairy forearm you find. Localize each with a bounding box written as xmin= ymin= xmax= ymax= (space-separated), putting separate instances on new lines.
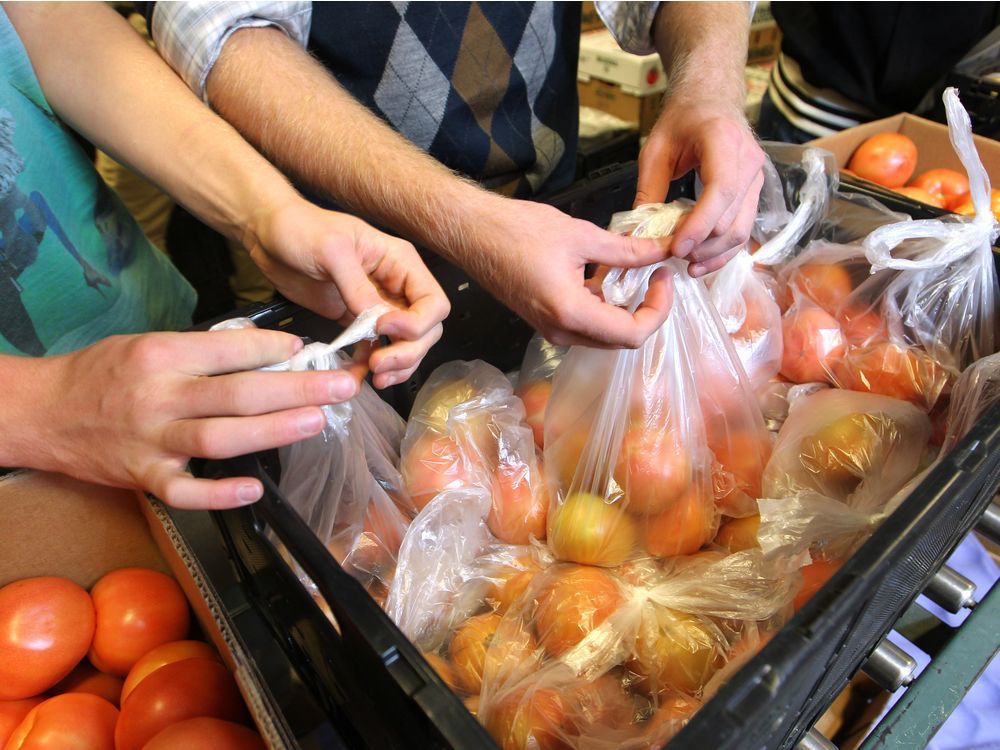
xmin=205 ymin=26 xmax=506 ymax=270
xmin=3 ymin=2 xmax=300 ymax=246
xmin=652 ymin=2 xmax=750 ymax=114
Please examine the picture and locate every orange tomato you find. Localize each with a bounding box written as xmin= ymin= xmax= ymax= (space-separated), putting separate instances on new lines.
xmin=488 ymin=465 xmax=547 ymax=545
xmin=837 ymin=304 xmax=887 ymax=345
xmin=421 ymin=652 xmax=461 ymax=693
xmin=952 ymin=188 xmax=1000 ymax=220
xmin=793 ymin=559 xmax=842 ymax=611
xmin=614 ymin=426 xmax=691 ymax=516
xmin=714 ymin=515 xmax=760 ymax=553
xmin=0 ymin=700 xmax=44 ymax=749
xmin=487 ymin=558 xmax=543 ymax=614
xmin=401 ymin=431 xmax=478 ymax=510
xmin=0 ymin=577 xmax=95 ymax=700
xmin=114 ymin=658 xmax=248 ymax=750
xmin=485 ymin=687 xmax=570 ymax=750
xmin=120 ymin=640 xmax=221 ymax=705
xmin=831 ymin=341 xmax=950 ymax=409
xmin=518 ymin=381 xmax=552 ymax=450
xmin=4 ymin=693 xmax=117 ymax=750
xmin=547 ymin=429 xmax=591 ymax=490
xmin=563 ymin=674 xmax=636 ymax=733
xmin=799 ymin=412 xmax=895 ymax=491
xmin=535 ymin=566 xmax=622 ymax=656
xmin=780 ymin=305 xmax=844 ymax=384
xmin=48 ymin=662 xmax=123 ymax=707
xmin=909 ymin=168 xmax=970 ymax=209
xmin=642 ymin=694 xmax=701 ymax=748
xmin=894 ymin=186 xmax=947 ymax=208
xmin=709 ymin=428 xmax=769 ymax=503
xmin=632 ymin=608 xmax=725 ymax=696
xmin=88 ymin=568 xmax=190 ymax=677
xmin=847 ymin=132 xmax=918 ymax=188
xmin=785 ymin=263 xmax=854 ymax=315
xmin=643 ymin=486 xmax=716 ymax=558
xmin=448 ymin=613 xmax=538 ymax=695
xmin=548 ymin=492 xmax=637 ymax=566
xmin=141 ymin=717 xmax=265 ymax=750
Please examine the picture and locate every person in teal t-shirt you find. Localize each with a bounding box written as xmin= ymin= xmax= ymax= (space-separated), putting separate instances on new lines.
xmin=0 ymin=3 xmax=448 ymax=510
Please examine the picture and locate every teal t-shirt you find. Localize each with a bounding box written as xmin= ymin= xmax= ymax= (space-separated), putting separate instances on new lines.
xmin=0 ymin=7 xmax=195 ymax=357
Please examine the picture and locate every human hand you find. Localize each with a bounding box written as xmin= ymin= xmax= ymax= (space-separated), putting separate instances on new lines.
xmin=245 ymin=200 xmax=450 ymax=389
xmin=635 ymin=96 xmax=765 ymax=277
xmin=462 ymin=197 xmax=674 ymax=349
xmin=29 ymin=329 xmax=364 ymax=510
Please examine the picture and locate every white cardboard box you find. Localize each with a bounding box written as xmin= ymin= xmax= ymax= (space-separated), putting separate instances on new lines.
xmin=578 ymin=29 xmax=667 ymax=97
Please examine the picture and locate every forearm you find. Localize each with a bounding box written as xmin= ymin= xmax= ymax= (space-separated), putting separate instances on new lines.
xmin=205 ymin=26 xmax=505 ymax=269
xmin=3 ymin=2 xmax=300 ymax=246
xmin=0 ymin=355 xmax=57 ymax=470
xmin=652 ymin=2 xmax=750 ymax=114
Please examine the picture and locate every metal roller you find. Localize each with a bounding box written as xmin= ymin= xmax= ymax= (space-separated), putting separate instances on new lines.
xmin=923 ymin=565 xmax=977 ymax=613
xmin=861 ymin=637 xmax=918 ymax=693
xmin=798 ymin=728 xmax=838 ymax=750
xmin=976 ymin=502 xmax=1000 ymax=547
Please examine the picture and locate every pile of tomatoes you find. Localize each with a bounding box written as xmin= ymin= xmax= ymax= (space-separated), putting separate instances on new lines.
xmin=0 ymin=567 xmax=263 ymax=750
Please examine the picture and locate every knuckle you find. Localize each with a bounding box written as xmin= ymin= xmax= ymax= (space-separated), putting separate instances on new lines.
xmin=125 ymin=334 xmax=171 ymax=373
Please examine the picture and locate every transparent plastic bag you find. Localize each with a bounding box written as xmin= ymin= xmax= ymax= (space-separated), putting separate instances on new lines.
xmin=515 ymin=334 xmax=568 ymax=450
xmin=400 ymin=360 xmax=548 ymax=545
xmin=940 ymin=352 xmax=1000 ymax=452
xmin=543 ymin=202 xmax=771 ymax=568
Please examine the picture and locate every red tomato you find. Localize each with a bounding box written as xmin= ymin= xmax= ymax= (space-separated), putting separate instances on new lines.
xmin=847 ymin=132 xmax=918 ymax=188
xmin=0 ymin=700 xmax=44 ymax=748
xmin=708 ymin=428 xmax=770 ymax=503
xmin=837 ymin=304 xmax=887 ymax=345
xmin=518 ymin=380 xmax=552 ymax=449
xmin=952 ymin=188 xmax=1000 ymax=220
xmin=909 ymin=168 xmax=970 ymax=208
xmin=614 ymin=426 xmax=692 ymax=516
xmin=548 ymin=492 xmax=637 ymax=567
xmin=643 ymin=486 xmax=716 ymax=558
xmin=535 ymin=566 xmax=623 ymax=656
xmin=120 ymin=640 xmax=221 ymax=704
xmin=894 ymin=186 xmax=947 ymax=208
xmin=488 ymin=464 xmax=547 ymax=545
xmin=4 ymin=693 xmax=117 ymax=750
xmin=88 ymin=568 xmax=190 ymax=677
xmin=793 ymin=559 xmax=842 ymax=611
xmin=141 ymin=717 xmax=265 ymax=750
xmin=643 ymin=694 xmax=701 ymax=747
xmin=486 ymin=557 xmax=543 ymax=614
xmin=48 ymin=661 xmax=123 ymax=707
xmin=831 ymin=341 xmax=951 ymax=409
xmin=400 ymin=431 xmax=478 ymax=510
xmin=785 ymin=263 xmax=853 ymax=315
xmin=485 ymin=687 xmax=569 ymax=750
xmin=780 ymin=305 xmax=844 ymax=384
xmin=115 ymin=658 xmax=248 ymax=750
xmin=448 ymin=613 xmax=538 ymax=695
xmin=0 ymin=577 xmax=95 ymax=700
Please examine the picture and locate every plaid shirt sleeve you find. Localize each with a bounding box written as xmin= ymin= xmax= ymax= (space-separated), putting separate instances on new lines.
xmin=594 ymin=1 xmax=662 ymax=55
xmin=150 ymin=1 xmax=312 ymax=101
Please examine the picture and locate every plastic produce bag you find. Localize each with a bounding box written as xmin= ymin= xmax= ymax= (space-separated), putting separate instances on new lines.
xmin=940 ymin=352 xmax=1000 ymax=451
xmin=399 ymin=361 xmax=548 ymax=545
xmin=543 ymin=202 xmax=771 ymax=568
xmin=515 ymin=334 xmax=568 ymax=450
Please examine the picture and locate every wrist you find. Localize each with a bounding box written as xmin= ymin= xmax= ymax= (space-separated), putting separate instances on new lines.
xmin=0 ymin=355 xmax=60 ymax=470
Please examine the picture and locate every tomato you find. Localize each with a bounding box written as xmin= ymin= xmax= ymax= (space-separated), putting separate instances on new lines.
xmin=518 ymin=381 xmax=552 ymax=450
xmin=5 ymin=693 xmax=117 ymax=750
xmin=464 ymin=695 xmax=481 ymax=717
xmin=115 ymin=658 xmax=248 ymax=750
xmin=563 ymin=674 xmax=636 ymax=732
xmin=847 ymin=132 xmax=918 ymax=187
xmin=487 ymin=558 xmax=543 ymax=614
xmin=120 ymin=640 xmax=221 ymax=704
xmin=952 ymin=188 xmax=1000 ymax=220
xmin=141 ymin=717 xmax=265 ymax=750
xmin=642 ymin=694 xmax=701 ymax=748
xmin=714 ymin=514 xmax=760 ymax=553
xmin=488 ymin=464 xmax=547 ymax=545
xmin=88 ymin=568 xmax=190 ymax=677
xmin=909 ymin=168 xmax=969 ymax=209
xmin=0 ymin=577 xmax=95 ymax=700
xmin=799 ymin=412 xmax=895 ymax=492
xmin=837 ymin=303 xmax=887 ymax=345
xmin=448 ymin=613 xmax=538 ymax=695
xmin=632 ymin=608 xmax=725 ymax=696
xmin=401 ymin=431 xmax=479 ymax=510
xmin=793 ymin=559 xmax=842 ymax=611
xmin=785 ymin=263 xmax=853 ymax=316
xmin=548 ymin=492 xmax=637 ymax=566
xmin=547 ymin=429 xmax=591 ymax=490
xmin=485 ymin=687 xmax=570 ymax=750
xmin=0 ymin=700 xmax=44 ymax=748
xmin=421 ymin=652 xmax=461 ymax=693
xmin=48 ymin=661 xmax=123 ymax=707
xmin=643 ymin=485 xmax=716 ymax=558
xmin=831 ymin=341 xmax=950 ymax=409
xmin=535 ymin=566 xmax=622 ymax=656
xmin=894 ymin=186 xmax=947 ymax=208
xmin=614 ymin=426 xmax=692 ymax=516
xmin=780 ymin=305 xmax=844 ymax=384
xmin=414 ymin=378 xmax=479 ymax=427
xmin=709 ymin=428 xmax=770 ymax=503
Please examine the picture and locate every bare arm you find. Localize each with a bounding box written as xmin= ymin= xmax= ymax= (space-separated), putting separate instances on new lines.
xmin=638 ymin=2 xmax=765 ymax=276
xmin=207 ymin=27 xmax=677 ymax=349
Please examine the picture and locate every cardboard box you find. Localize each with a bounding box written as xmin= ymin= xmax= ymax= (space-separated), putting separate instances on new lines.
xmin=0 ymin=471 xmax=288 ymax=749
xmin=578 ymin=28 xmax=667 ymax=96
xmin=747 ymin=21 xmax=782 ymax=65
xmin=808 ymin=112 xmax=1000 ymax=186
xmin=578 ymin=75 xmax=663 ymax=136
xmin=580 ymin=0 xmax=603 ymax=32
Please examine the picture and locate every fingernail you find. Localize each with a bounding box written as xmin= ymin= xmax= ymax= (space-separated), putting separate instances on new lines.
xmin=298 ymin=409 xmax=325 ymax=434
xmin=329 ymin=374 xmax=358 ymax=401
xmin=237 ymin=483 xmax=262 ymax=504
xmin=690 ymin=263 xmax=705 ymax=277
xmin=675 ymin=239 xmax=694 ymax=258
xmin=379 ymin=322 xmax=398 ymax=338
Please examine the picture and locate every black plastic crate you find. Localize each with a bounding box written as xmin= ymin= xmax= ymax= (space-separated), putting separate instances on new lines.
xmin=186 ymin=169 xmax=1000 ymax=749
